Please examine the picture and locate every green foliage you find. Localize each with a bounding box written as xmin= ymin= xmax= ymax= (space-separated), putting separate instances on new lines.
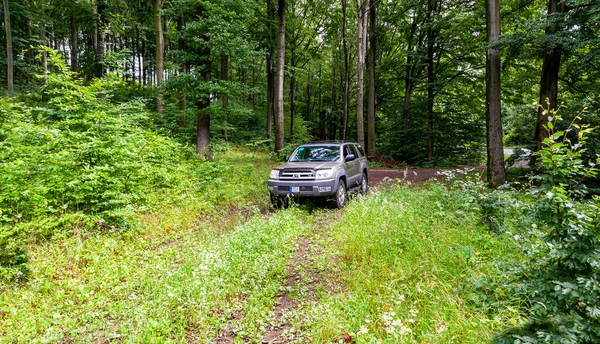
xmin=460 ymin=108 xmax=600 ymax=343
xmin=0 ymin=54 xmax=271 ymax=281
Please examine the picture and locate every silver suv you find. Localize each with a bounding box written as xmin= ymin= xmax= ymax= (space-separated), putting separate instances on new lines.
xmin=267 ymin=141 xmax=368 ymax=208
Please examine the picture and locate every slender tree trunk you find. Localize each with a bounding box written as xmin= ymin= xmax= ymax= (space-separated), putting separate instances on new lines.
xmin=178 ymin=14 xmax=187 ymax=111
xmin=274 ymin=0 xmax=286 ymax=153
xmin=535 ymin=0 xmax=565 ymax=150
xmin=356 ymin=0 xmax=368 ymax=148
xmin=94 ymin=0 xmax=105 ymax=78
xmin=154 ymin=0 xmax=165 ymax=112
xmin=221 ymin=54 xmax=229 ymax=140
xmin=3 ymin=0 xmax=13 ymax=97
xmin=266 ymin=54 xmax=274 ymax=136
xmin=290 ymin=72 xmax=296 ymax=135
xmin=367 ymin=0 xmax=377 ymax=156
xmin=196 ymin=5 xmax=211 ymax=160
xmin=70 ymin=12 xmax=78 ymax=71
xmin=485 ymin=0 xmax=505 ymax=187
xmin=266 ymin=0 xmax=276 ymax=137
xmin=341 ymin=0 xmax=350 ymax=140
xmin=426 ymin=0 xmax=435 ymax=159
xmin=40 ymin=22 xmax=47 ymax=83
xmin=306 ymin=72 xmax=312 ymax=123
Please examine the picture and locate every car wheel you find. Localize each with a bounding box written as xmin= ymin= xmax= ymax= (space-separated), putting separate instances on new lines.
xmin=360 ymin=172 xmax=368 ymax=195
xmin=333 ymin=180 xmax=346 ymax=209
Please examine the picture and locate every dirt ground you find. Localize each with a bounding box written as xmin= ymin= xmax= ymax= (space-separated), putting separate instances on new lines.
xmin=368 ymin=166 xmax=485 ymax=185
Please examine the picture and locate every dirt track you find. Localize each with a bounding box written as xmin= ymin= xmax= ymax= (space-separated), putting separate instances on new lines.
xmin=369 ymin=166 xmax=485 ymax=185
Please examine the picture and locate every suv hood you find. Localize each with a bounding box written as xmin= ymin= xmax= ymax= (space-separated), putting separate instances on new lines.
xmin=276 ymin=161 xmax=340 ymax=170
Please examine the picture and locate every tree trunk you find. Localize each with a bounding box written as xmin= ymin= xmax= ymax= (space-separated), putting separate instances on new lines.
xmin=3 ymin=0 xmax=13 ymax=97
xmin=341 ymin=0 xmax=350 ymax=141
xmin=94 ymin=0 xmax=105 ymax=78
xmin=70 ymin=12 xmax=78 ymax=71
xmin=485 ymin=0 xmax=505 ymax=187
xmin=154 ymin=0 xmax=165 ymax=113
xmin=178 ymin=14 xmax=187 ymax=111
xmin=535 ymin=0 xmax=565 ymax=150
xmin=196 ymin=5 xmax=211 ymax=160
xmin=40 ymin=22 xmax=47 ymax=83
xmin=426 ymin=0 xmax=435 ymax=160
xmin=356 ymin=0 xmax=368 ymax=149
xmin=266 ymin=0 xmax=276 ymax=137
xmin=306 ymin=73 xmax=312 ymax=123
xmin=274 ymin=0 xmax=286 ymax=154
xmin=290 ymin=72 xmax=296 ymax=135
xmin=221 ymin=54 xmax=229 ymax=140
xmin=367 ymin=0 xmax=377 ymax=156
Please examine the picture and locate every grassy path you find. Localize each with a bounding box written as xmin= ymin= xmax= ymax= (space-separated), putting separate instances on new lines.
xmin=1 ymin=182 xmax=522 ymax=343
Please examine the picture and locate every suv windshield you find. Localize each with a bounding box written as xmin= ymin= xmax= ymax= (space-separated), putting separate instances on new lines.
xmin=289 ymin=145 xmax=340 ymax=162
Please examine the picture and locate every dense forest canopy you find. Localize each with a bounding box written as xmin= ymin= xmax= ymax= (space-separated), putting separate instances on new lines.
xmin=0 ymin=0 xmax=598 ymax=164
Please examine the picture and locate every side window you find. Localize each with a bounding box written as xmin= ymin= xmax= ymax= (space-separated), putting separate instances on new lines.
xmin=354 ymin=144 xmax=365 ymax=157
xmin=350 ymin=144 xmax=360 ymax=157
xmin=343 ymin=145 xmax=352 ymax=158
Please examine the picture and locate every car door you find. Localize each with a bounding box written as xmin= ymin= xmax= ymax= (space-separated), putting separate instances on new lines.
xmin=343 ymin=145 xmax=360 ymax=188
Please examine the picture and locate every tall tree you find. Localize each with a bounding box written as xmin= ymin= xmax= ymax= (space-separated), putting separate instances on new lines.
xmin=154 ymin=0 xmax=165 ymax=112
xmin=341 ymin=0 xmax=350 ymax=140
xmin=196 ymin=4 xmax=211 ymax=160
xmin=534 ymin=0 xmax=565 ymax=150
xmin=426 ymin=0 xmax=437 ymax=159
xmin=356 ymin=0 xmax=368 ymax=148
xmin=221 ymin=54 xmax=229 ymax=140
xmin=485 ymin=0 xmax=505 ymax=187
xmin=266 ymin=0 xmax=276 ymax=137
xmin=3 ymin=0 xmax=13 ymax=97
xmin=367 ymin=0 xmax=377 ymax=156
xmin=70 ymin=0 xmax=78 ymax=71
xmin=274 ymin=0 xmax=286 ymax=153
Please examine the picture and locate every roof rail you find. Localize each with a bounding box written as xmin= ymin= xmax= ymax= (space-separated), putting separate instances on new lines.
xmin=308 ymin=140 xmax=348 ymax=144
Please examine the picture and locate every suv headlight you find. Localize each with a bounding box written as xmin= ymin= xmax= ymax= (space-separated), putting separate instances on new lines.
xmin=269 ymin=169 xmax=280 ymax=179
xmin=315 ymin=169 xmax=334 ymax=180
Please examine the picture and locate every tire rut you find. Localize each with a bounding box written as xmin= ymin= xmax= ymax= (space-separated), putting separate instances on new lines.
xmin=260 ymin=210 xmax=344 ymax=344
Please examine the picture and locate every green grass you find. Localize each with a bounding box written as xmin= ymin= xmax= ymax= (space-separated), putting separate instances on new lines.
xmin=295 ymin=184 xmax=524 ymax=343
xmin=1 ymin=152 xmax=525 ymax=342
xmin=0 ymin=206 xmax=310 ymax=342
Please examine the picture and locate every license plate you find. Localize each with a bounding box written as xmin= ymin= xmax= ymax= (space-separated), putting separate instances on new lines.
xmin=290 ymin=186 xmax=300 ymax=193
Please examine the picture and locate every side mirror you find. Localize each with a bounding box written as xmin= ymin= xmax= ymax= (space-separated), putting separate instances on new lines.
xmin=284 ymin=155 xmax=289 ymax=162
xmin=345 ymin=154 xmax=356 ymax=162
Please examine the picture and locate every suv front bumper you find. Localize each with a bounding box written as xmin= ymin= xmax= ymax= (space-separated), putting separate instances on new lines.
xmin=267 ymin=178 xmax=339 ymax=198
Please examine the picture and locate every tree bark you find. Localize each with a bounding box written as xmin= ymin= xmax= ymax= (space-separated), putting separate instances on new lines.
xmin=367 ymin=0 xmax=377 ymax=156
xmin=535 ymin=0 xmax=565 ymax=150
xmin=40 ymin=22 xmax=47 ymax=83
xmin=94 ymin=0 xmax=105 ymax=78
xmin=70 ymin=10 xmax=78 ymax=71
xmin=154 ymin=0 xmax=165 ymax=113
xmin=341 ymin=0 xmax=350 ymax=141
xmin=178 ymin=14 xmax=187 ymax=111
xmin=196 ymin=4 xmax=211 ymax=161
xmin=485 ymin=0 xmax=505 ymax=187
xmin=306 ymin=72 xmax=312 ymax=123
xmin=356 ymin=0 xmax=368 ymax=149
xmin=3 ymin=0 xmax=13 ymax=97
xmin=266 ymin=0 xmax=276 ymax=137
xmin=221 ymin=54 xmax=229 ymax=141
xmin=274 ymin=0 xmax=286 ymax=153
xmin=426 ymin=0 xmax=435 ymax=159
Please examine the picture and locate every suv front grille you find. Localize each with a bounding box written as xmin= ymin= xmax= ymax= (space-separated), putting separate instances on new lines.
xmin=280 ymin=169 xmax=315 ymax=180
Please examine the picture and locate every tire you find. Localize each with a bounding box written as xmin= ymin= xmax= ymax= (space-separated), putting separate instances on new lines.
xmin=360 ymin=172 xmax=368 ymax=195
xmin=333 ymin=180 xmax=347 ymax=209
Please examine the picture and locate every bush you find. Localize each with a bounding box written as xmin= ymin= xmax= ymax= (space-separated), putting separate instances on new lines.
xmin=469 ymin=107 xmax=600 ymax=343
xmin=0 ymin=53 xmax=229 ymax=281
